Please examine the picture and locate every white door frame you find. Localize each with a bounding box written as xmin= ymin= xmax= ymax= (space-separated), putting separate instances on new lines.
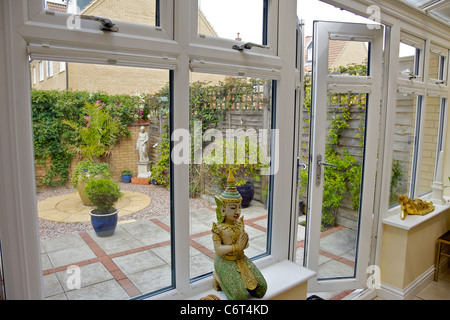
xmin=305 ymin=21 xmax=384 ymax=292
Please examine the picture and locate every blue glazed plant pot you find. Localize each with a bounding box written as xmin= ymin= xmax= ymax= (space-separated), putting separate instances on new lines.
xmin=236 ymin=181 xmax=255 ymax=208
xmin=89 ymin=208 xmax=118 ymax=237
xmin=122 ymin=174 xmax=132 ymax=183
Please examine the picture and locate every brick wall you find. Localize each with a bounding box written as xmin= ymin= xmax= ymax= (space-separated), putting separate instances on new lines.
xmin=106 ymin=122 xmax=149 ymax=180
xmin=35 ymin=123 xmax=149 ymax=186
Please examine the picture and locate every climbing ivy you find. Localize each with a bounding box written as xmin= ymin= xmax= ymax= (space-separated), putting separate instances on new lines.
xmin=300 ymin=63 xmax=367 ymax=228
xmin=32 ymin=89 xmax=142 ymax=187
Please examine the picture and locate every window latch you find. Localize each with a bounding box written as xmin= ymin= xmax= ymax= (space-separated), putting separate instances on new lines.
xmin=232 ymin=42 xmax=267 ymax=51
xmin=74 ymin=14 xmax=119 ymax=32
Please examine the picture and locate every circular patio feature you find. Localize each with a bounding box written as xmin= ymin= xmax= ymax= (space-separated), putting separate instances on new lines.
xmin=38 ymin=191 xmax=151 ymax=223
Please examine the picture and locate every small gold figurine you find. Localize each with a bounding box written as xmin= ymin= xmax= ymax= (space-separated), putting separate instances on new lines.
xmin=398 ymin=195 xmax=435 ymax=220
xmin=212 ymin=168 xmax=267 ymax=300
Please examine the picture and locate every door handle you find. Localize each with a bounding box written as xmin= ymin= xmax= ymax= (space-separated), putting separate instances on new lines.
xmin=318 ymin=160 xmax=337 ymax=168
xmin=316 ymin=154 xmax=336 ymax=186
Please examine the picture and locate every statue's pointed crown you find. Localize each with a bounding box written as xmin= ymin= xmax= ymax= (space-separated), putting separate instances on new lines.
xmin=219 ymin=167 xmax=242 ymax=203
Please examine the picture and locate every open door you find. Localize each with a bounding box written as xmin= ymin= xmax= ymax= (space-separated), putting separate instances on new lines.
xmin=304 ymin=21 xmax=383 ymax=292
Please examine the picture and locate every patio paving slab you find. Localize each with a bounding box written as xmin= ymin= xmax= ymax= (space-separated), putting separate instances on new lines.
xmin=46 ymin=244 xmax=97 ymax=268
xmin=127 ymin=264 xmax=172 ymax=294
xmin=319 ymin=228 xmax=357 ymax=257
xmin=55 ymin=262 xmax=114 ymax=291
xmin=112 ymin=250 xmax=167 ymax=275
xmin=65 ymin=279 xmax=130 ymax=300
xmin=42 ymin=202 xmax=368 ymax=300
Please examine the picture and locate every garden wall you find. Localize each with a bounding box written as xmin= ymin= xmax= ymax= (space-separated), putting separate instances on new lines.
xmin=146 ymin=109 xmax=270 ymax=203
xmin=35 ymin=122 xmax=148 ymax=187
xmin=299 ymin=93 xmax=366 ymax=230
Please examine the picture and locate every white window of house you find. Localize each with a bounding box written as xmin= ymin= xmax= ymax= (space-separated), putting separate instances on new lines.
xmin=46 ymin=60 xmax=53 ymax=78
xmin=39 ymin=61 xmax=44 ymax=81
xmin=59 ymin=61 xmax=65 ymax=72
xmin=306 ymin=41 xmax=313 ymax=64
xmin=4 ymin=0 xmax=296 ymax=301
xmin=33 ymin=66 xmax=36 ymax=84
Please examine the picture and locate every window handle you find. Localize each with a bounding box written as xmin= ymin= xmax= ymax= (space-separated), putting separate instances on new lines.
xmin=74 ymin=14 xmax=119 ymax=32
xmin=233 ymin=42 xmax=268 ymax=51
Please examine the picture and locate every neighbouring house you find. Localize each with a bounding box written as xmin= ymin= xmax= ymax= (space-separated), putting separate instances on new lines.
xmin=31 ymin=0 xmax=220 ymax=95
xmin=304 ymin=35 xmax=368 ymax=74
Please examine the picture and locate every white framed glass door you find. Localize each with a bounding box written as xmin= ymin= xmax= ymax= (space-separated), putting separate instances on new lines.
xmin=305 ymin=21 xmax=384 ymax=292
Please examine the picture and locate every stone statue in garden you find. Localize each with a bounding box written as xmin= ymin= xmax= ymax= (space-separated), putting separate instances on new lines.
xmin=212 ymin=168 xmax=267 ymax=300
xmin=136 ymin=126 xmax=149 ymax=162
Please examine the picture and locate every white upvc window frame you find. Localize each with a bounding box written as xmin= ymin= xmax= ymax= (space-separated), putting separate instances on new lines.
xmin=428 ymin=43 xmax=448 ymax=88
xmin=190 ymin=0 xmax=279 ymax=57
xmin=383 ymin=25 xmax=450 ymax=216
xmin=397 ymin=32 xmax=426 ymax=88
xmin=0 ymin=0 xmax=298 ymax=300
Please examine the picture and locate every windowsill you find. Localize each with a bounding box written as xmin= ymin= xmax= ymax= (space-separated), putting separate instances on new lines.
xmin=383 ymin=200 xmax=450 ymax=231
xmin=186 ymin=260 xmax=316 ymax=300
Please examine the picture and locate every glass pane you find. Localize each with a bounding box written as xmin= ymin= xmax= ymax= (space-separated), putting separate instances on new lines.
xmin=389 ymin=93 xmax=420 ymax=205
xmin=402 ymin=0 xmax=441 ymax=7
xmin=399 ymin=42 xmax=422 ymax=79
xmin=318 ymin=92 xmax=367 ymax=279
xmin=417 ymin=96 xmax=441 ymax=196
xmin=328 ymin=40 xmax=369 ymax=76
xmin=296 ymin=81 xmax=312 ymax=267
xmin=429 ymin=52 xmax=444 ymax=80
xmin=45 ymin=0 xmax=158 ymax=27
xmin=189 ymin=73 xmax=273 ymax=280
xmin=30 ymin=59 xmax=173 ymax=299
xmin=430 ymin=6 xmax=450 ymax=24
xmin=198 ymin=0 xmax=265 ymax=44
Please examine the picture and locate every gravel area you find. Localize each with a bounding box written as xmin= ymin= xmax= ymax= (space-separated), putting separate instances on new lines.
xmin=37 ymin=182 xmax=211 ymax=240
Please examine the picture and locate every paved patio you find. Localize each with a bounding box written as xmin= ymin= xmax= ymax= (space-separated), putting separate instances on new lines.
xmin=40 ymin=195 xmax=356 ymax=300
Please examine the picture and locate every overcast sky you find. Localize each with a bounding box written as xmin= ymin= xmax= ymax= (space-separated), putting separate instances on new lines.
xmin=199 ymin=0 xmax=374 ymax=42
xmin=48 ymin=0 xmax=375 ymax=42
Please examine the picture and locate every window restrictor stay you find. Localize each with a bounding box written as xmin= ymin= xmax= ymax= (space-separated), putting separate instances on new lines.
xmin=232 ymin=42 xmax=269 ymax=51
xmin=73 ymin=14 xmax=119 ymax=32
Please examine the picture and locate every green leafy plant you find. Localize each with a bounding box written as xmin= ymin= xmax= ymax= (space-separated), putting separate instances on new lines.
xmin=71 ymin=160 xmax=112 ymax=189
xmin=203 ymin=137 xmax=267 ymax=192
xmin=299 ymin=63 xmax=368 ymax=229
xmin=121 ymin=170 xmax=132 ymax=175
xmin=151 ymin=123 xmax=170 ymax=187
xmin=62 ymin=101 xmax=121 ymax=162
xmin=32 ymin=90 xmax=82 ymax=187
xmin=389 ymin=160 xmax=404 ymax=206
xmin=85 ymin=178 xmax=123 ymax=213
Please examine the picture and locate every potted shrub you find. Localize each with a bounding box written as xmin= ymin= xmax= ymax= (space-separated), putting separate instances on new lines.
xmin=62 ymin=101 xmax=121 ymax=204
xmin=71 ymin=160 xmax=112 ymax=206
xmin=85 ymin=178 xmax=123 ymax=237
xmin=121 ymin=170 xmax=132 ymax=183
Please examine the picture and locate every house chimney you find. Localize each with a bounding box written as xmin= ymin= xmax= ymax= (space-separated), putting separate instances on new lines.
xmin=235 ymin=33 xmax=242 ymax=41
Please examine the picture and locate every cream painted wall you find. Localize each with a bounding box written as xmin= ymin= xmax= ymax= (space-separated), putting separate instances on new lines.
xmin=380 ymin=210 xmax=450 ymax=290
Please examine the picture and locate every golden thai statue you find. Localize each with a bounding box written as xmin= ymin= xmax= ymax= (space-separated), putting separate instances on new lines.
xmin=398 ymin=195 xmax=435 ymax=220
xmin=212 ymin=168 xmax=267 ymax=300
